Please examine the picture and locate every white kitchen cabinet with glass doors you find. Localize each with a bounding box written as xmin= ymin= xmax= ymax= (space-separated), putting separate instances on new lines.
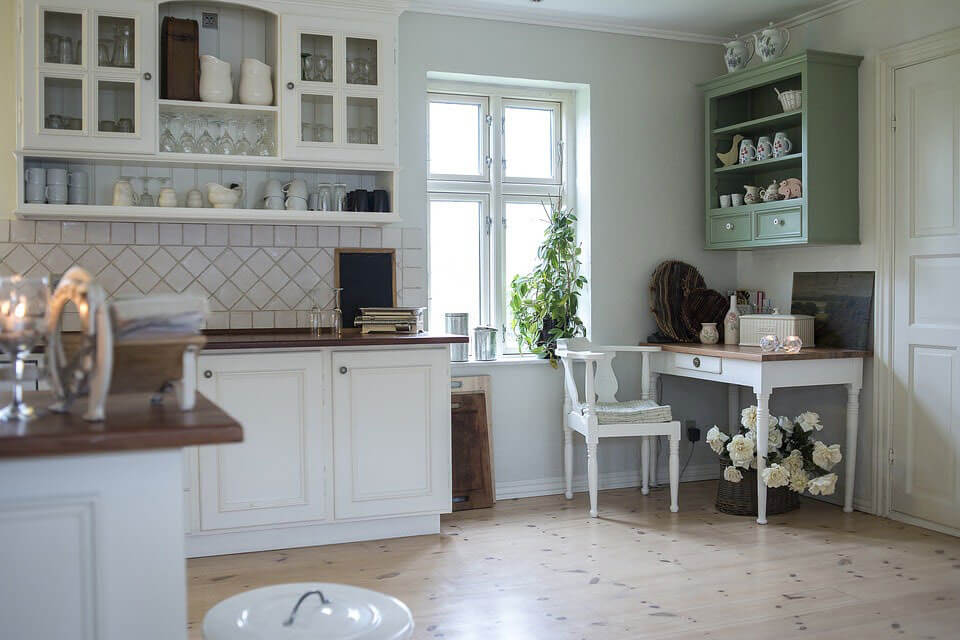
xmin=21 ymin=0 xmax=156 ymax=154
xmin=280 ymin=14 xmax=396 ymax=167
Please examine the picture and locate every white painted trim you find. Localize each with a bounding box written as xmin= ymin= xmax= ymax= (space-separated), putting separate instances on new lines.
xmin=888 ymin=510 xmax=960 ymax=539
xmin=762 ymin=0 xmax=864 ymax=32
xmin=495 ymin=463 xmax=719 ymax=501
xmin=186 ymin=514 xmax=440 ymax=557
xmin=874 ymin=27 xmax=960 ymax=521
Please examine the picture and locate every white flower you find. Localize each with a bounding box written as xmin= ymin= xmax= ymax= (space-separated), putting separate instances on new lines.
xmin=761 ymin=463 xmax=790 ymax=488
xmin=796 ymin=411 xmax=823 ymax=432
xmin=789 ymin=469 xmax=808 ymax=493
xmin=807 ymin=473 xmax=838 ymax=496
xmin=812 ymin=441 xmax=842 ymax=471
xmin=723 ymin=466 xmax=743 ymax=483
xmin=706 ymin=426 xmax=730 ymax=454
xmin=767 ymin=427 xmax=783 ymax=450
xmin=778 ymin=416 xmax=793 ymax=430
xmin=741 ymin=406 xmax=758 ymax=429
xmin=781 ymin=449 xmax=804 ymax=474
xmin=726 ymin=434 xmax=755 ymax=469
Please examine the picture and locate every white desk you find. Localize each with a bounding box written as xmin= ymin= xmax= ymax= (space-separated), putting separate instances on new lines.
xmin=645 ymin=343 xmax=869 ymax=524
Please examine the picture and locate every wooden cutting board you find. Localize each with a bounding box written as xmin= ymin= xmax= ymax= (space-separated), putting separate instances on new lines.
xmin=451 ymin=376 xmax=494 ymax=511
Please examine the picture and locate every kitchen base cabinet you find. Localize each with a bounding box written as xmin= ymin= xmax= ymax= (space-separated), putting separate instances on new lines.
xmin=185 ymin=344 xmax=454 ymax=558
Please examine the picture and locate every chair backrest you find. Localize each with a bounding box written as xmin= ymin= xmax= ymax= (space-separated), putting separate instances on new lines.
xmin=556 ymin=338 xmax=620 ymax=408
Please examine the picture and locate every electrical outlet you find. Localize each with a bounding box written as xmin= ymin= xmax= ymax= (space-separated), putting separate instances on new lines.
xmin=202 ymin=12 xmax=218 ymax=30
xmin=685 ymin=419 xmax=701 ymax=443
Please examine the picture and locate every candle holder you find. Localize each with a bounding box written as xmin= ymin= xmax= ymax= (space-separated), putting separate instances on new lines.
xmin=0 ymin=276 xmax=49 ymax=421
xmin=782 ymin=335 xmax=803 ymax=353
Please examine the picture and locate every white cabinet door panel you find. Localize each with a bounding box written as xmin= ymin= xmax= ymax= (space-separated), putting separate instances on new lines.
xmin=197 ymin=352 xmax=328 ymax=529
xmin=332 ymin=349 xmax=450 ymax=519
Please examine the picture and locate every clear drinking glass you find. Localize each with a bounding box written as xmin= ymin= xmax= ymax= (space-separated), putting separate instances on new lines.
xmin=196 ymin=117 xmax=215 ymax=154
xmin=214 ymin=119 xmax=235 ymax=155
xmin=333 ymin=183 xmax=347 ymax=211
xmin=178 ymin=115 xmax=197 ymax=153
xmin=301 ymin=53 xmax=314 ymax=81
xmin=112 ymin=22 xmax=134 ymax=67
xmin=254 ymin=119 xmax=276 ymax=156
xmin=317 ymin=183 xmax=332 ymax=211
xmin=0 ymin=276 xmax=49 ymax=422
xmin=159 ymin=114 xmax=179 ymax=152
xmin=235 ymin=119 xmax=252 ymax=156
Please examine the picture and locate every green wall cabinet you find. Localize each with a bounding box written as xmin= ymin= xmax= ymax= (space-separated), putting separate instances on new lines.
xmin=700 ymin=50 xmax=862 ymax=250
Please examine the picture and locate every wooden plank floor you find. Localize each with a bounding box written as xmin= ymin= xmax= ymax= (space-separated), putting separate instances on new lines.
xmin=187 ymin=481 xmax=960 ymax=639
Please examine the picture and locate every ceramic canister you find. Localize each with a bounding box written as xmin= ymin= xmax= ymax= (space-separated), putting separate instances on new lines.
xmin=200 ymin=55 xmax=233 ymax=103
xmin=238 ymin=58 xmax=273 ymax=106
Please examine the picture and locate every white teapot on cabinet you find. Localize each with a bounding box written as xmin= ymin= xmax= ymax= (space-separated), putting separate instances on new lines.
xmin=754 ymin=22 xmax=790 ymax=62
xmin=200 ymin=55 xmax=232 ymax=103
xmin=723 ymin=35 xmax=753 ymax=73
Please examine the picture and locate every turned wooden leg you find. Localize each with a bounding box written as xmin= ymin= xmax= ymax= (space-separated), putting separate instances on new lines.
xmin=728 ymin=384 xmax=739 ymax=434
xmin=641 ymin=436 xmax=650 ymax=495
xmin=649 ymin=436 xmax=659 ymax=488
xmin=755 ymin=390 xmax=772 ymax=525
xmin=844 ymin=384 xmax=861 ymax=513
xmin=587 ymin=440 xmax=599 ymax=518
xmin=669 ymin=433 xmax=680 ymax=513
xmin=563 ymin=425 xmax=574 ymax=500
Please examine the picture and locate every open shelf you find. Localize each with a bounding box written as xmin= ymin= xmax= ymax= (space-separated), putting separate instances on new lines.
xmin=712 ymin=110 xmax=802 ymax=136
xmin=714 ymin=153 xmax=802 ymax=174
xmin=15 ymin=203 xmax=400 ymax=227
xmin=708 ymin=198 xmax=805 ymax=217
xmin=157 ymin=99 xmax=279 ymax=113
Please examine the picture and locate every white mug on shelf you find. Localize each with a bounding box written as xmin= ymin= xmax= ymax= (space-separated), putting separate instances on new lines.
xmin=282 ymin=179 xmax=308 ymax=199
xmin=719 ymin=194 xmax=731 ymax=208
xmin=46 ymin=168 xmax=68 ymax=185
xmin=731 ymin=193 xmax=744 ymax=206
xmin=263 ymin=195 xmax=284 ymax=210
xmin=67 ymin=186 xmax=89 ymax=204
xmin=25 ymin=183 xmax=46 ymax=203
xmin=25 ymin=168 xmax=45 ymax=184
xmin=284 ymin=195 xmax=307 ymax=211
xmin=263 ymin=179 xmax=283 ymax=197
xmin=46 ymin=183 xmax=68 ymax=204
xmin=67 ymin=170 xmax=88 ymax=187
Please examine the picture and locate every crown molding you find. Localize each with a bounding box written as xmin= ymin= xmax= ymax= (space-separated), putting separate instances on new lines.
xmin=407 ymin=0 xmax=866 ymax=45
xmin=407 ymin=0 xmax=727 ymax=45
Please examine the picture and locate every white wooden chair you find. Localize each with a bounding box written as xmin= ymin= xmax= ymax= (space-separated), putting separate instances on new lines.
xmin=556 ymin=338 xmax=680 ymax=517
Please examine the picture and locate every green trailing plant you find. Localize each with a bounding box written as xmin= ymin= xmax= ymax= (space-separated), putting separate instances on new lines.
xmin=509 ymin=194 xmax=587 ymax=365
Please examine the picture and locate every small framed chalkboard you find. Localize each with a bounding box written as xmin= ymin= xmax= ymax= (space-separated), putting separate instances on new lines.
xmin=334 ymin=248 xmax=397 ymax=329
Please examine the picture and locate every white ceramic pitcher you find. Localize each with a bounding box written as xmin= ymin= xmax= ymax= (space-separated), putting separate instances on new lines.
xmin=239 ymin=58 xmax=273 ymax=106
xmin=723 ymin=35 xmax=753 ymax=73
xmin=754 ymin=22 xmax=790 ymax=62
xmin=200 ymin=55 xmax=232 ymax=103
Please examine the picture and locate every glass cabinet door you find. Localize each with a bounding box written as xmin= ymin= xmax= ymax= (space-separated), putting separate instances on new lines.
xmin=41 ymin=75 xmax=86 ymax=133
xmin=41 ymin=9 xmax=85 ymax=67
xmin=301 ymin=93 xmax=335 ymax=144
xmin=96 ymin=79 xmax=138 ymax=135
xmin=345 ymin=97 xmax=378 ymax=145
xmin=345 ymin=37 xmax=378 ymax=87
xmin=96 ymin=15 xmax=137 ymax=70
xmin=300 ymin=33 xmax=334 ymax=84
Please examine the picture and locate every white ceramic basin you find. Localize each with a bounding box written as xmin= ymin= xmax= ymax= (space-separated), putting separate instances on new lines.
xmin=203 ymin=583 xmax=414 ymax=640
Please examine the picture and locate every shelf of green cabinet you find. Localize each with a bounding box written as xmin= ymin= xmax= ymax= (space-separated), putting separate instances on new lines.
xmin=714 ymin=153 xmax=802 ymax=175
xmin=712 ymin=110 xmax=802 ymax=136
xmin=707 ymin=198 xmax=804 ymax=217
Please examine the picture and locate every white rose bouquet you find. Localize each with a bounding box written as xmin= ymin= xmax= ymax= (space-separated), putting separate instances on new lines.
xmin=708 ymin=407 xmax=841 ymax=496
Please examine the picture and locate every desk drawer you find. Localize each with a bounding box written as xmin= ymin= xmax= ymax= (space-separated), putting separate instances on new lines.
xmin=674 ymin=353 xmax=722 ymax=374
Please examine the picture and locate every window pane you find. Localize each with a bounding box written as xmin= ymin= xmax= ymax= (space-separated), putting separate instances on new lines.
xmin=429 ymin=101 xmax=481 ymax=176
xmin=429 ymin=200 xmax=482 ymax=334
xmin=504 ymin=201 xmax=550 ymax=350
xmin=504 ymin=105 xmax=554 ymax=179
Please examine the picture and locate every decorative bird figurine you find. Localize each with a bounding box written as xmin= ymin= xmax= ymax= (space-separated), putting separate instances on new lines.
xmin=716 ymin=134 xmax=743 ymax=167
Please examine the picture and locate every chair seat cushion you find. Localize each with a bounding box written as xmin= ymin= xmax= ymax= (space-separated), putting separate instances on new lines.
xmin=592 ymin=399 xmax=673 ymax=425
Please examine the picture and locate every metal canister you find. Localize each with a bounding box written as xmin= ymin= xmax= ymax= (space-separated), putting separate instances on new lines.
xmin=444 ymin=312 xmax=469 ymax=362
xmin=473 ymin=326 xmax=498 ymax=361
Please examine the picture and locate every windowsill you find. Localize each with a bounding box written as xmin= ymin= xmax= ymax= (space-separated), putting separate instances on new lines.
xmin=451 ymin=354 xmax=554 ymax=367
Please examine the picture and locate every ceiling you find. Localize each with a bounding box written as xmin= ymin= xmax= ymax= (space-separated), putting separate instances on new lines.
xmin=407 ymin=0 xmax=855 ymax=43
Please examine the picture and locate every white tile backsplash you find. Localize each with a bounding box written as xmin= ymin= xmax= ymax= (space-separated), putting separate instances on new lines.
xmin=0 ymin=222 xmax=417 ymax=329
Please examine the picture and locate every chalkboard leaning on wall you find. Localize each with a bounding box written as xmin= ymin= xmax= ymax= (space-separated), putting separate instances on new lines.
xmin=334 ymin=249 xmax=397 ymax=329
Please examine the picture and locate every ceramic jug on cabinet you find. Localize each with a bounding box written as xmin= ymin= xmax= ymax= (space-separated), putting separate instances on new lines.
xmin=756 ymin=136 xmax=773 ymax=161
xmin=723 ymin=35 xmax=753 ymax=73
xmin=239 ymin=58 xmax=273 ymax=106
xmin=743 ymin=185 xmax=761 ymax=204
xmin=200 ymin=55 xmax=232 ymax=103
xmin=738 ymin=138 xmax=757 ymax=164
xmin=773 ymin=131 xmax=792 ymax=158
xmin=754 ymin=22 xmax=790 ymax=62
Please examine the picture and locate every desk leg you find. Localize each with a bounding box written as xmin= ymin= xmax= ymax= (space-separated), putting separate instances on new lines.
xmin=844 ymin=384 xmax=861 ymax=513
xmin=641 ymin=437 xmax=650 ymax=495
xmin=728 ymin=384 xmax=740 ymax=433
xmin=755 ymin=390 xmax=772 ymax=525
xmin=648 ymin=372 xmax=660 ymax=487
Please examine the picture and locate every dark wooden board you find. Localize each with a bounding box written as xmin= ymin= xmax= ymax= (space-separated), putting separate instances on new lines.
xmin=334 ymin=249 xmax=396 ymax=329
xmin=791 ymin=271 xmax=875 ymax=349
xmin=451 ymin=390 xmax=494 ymax=511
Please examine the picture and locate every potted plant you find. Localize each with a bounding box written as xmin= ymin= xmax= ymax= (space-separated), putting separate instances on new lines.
xmin=509 ymin=194 xmax=587 ymax=365
xmin=708 ymin=407 xmax=843 ymax=516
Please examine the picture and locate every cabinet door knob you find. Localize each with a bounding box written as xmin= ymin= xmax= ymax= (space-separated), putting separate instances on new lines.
xmin=203 ymin=370 xmax=213 ymax=378
xmin=692 ymin=357 xmax=701 ymax=368
xmin=286 ymin=81 xmax=295 ymax=90
xmin=724 ymin=222 xmax=734 ymax=231
xmin=773 ymin=217 xmax=782 ymax=225
xmin=339 ymin=366 xmax=348 ymax=374
xmin=143 ymin=72 xmax=152 ymax=81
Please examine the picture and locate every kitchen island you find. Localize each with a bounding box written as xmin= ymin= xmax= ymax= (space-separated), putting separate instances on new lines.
xmin=0 ymin=392 xmax=242 ymax=640
xmin=184 ymin=330 xmax=468 ymax=557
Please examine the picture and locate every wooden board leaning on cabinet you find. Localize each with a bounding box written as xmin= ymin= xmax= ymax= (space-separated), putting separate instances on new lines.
xmin=451 ymin=375 xmax=495 ymax=511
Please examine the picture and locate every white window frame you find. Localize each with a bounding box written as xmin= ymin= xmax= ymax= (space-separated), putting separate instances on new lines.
xmin=427 ymin=93 xmax=490 ymax=182
xmin=427 ymin=81 xmax=575 ymax=354
xmin=501 ymin=98 xmax=562 ymax=185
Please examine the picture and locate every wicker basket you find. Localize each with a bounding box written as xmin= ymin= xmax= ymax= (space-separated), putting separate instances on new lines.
xmin=716 ymin=467 xmax=801 ymax=516
xmin=775 ymin=88 xmax=802 ymax=112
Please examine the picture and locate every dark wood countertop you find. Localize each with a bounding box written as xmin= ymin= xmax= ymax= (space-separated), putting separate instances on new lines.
xmin=644 ymin=343 xmax=872 ymax=362
xmin=0 ymin=392 xmax=243 ymax=459
xmin=202 ymin=329 xmax=468 ymax=350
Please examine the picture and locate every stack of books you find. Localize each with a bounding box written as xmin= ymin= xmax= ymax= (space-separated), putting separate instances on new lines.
xmin=357 ymin=307 xmax=426 ymax=334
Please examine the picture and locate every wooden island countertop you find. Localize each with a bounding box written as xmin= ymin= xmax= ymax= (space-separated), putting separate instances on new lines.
xmin=202 ymin=329 xmax=469 ymax=350
xmin=0 ymin=392 xmax=243 ymax=458
xmin=644 ymin=342 xmax=872 ymax=362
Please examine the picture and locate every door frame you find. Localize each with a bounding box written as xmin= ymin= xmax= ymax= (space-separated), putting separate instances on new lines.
xmin=875 ymin=26 xmax=960 ymax=535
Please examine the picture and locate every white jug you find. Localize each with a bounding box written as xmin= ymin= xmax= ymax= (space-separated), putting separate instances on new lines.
xmin=754 ymin=22 xmax=790 ymax=62
xmin=723 ymin=35 xmax=753 ymax=73
xmin=200 ymin=55 xmax=232 ymax=103
xmin=239 ymin=58 xmax=273 ymax=106
xmin=112 ymin=178 xmax=139 ymax=206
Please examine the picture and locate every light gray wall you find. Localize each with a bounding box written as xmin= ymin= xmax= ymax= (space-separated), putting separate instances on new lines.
xmin=735 ymin=0 xmax=960 ymax=510
xmin=399 ymin=12 xmax=738 ymax=494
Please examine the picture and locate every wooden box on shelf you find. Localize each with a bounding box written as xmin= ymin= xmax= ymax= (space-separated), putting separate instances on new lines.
xmin=699 ymin=49 xmax=863 ymax=250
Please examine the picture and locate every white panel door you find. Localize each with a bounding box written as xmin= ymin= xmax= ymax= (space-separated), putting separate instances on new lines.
xmin=197 ymin=351 xmax=329 ymax=529
xmin=332 ymin=349 xmax=451 ymax=519
xmin=891 ymin=52 xmax=960 ymax=530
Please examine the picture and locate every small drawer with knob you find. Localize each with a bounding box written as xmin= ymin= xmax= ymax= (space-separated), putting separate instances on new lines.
xmin=756 ymin=205 xmax=802 ymax=239
xmin=674 ymin=353 xmax=722 ymax=374
xmin=709 ymin=213 xmax=751 ymax=244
